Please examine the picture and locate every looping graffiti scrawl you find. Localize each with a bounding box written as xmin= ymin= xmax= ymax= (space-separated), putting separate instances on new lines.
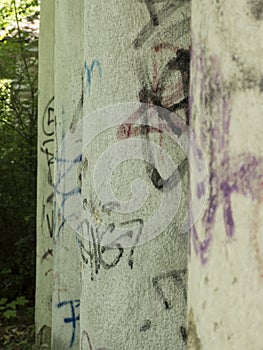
xmin=40 ymin=96 xmax=55 ymax=240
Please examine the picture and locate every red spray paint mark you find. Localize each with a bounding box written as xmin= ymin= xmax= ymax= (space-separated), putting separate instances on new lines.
xmin=117 ymin=43 xmax=186 ymax=145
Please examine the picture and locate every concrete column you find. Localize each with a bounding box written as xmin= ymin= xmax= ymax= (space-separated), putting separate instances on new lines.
xmin=51 ymin=0 xmax=83 ymax=349
xmin=35 ymin=0 xmax=55 ymax=347
xmin=79 ymin=1 xmax=190 ymax=349
xmin=37 ymin=1 xmax=192 ymax=348
xmin=188 ymin=1 xmax=263 ymax=349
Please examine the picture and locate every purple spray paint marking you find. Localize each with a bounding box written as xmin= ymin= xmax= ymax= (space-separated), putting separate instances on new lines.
xmin=190 ymin=34 xmax=263 ymax=264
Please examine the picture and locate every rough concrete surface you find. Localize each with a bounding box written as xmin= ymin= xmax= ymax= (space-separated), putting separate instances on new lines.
xmin=36 ymin=0 xmax=263 ymax=349
xmin=189 ymin=1 xmax=263 ymax=349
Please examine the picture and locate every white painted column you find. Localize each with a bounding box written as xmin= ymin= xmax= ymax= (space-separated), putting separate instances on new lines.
xmin=188 ymin=1 xmax=263 ymax=349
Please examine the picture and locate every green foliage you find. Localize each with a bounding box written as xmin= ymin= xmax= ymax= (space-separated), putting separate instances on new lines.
xmin=3 ymin=310 xmax=17 ymax=319
xmin=0 ymin=296 xmax=34 ymax=348
xmin=0 ymin=0 xmax=39 ymax=301
xmin=0 ymin=297 xmax=8 ymax=306
xmin=0 ymin=0 xmax=39 ymax=27
xmin=0 ymin=296 xmax=29 ymax=319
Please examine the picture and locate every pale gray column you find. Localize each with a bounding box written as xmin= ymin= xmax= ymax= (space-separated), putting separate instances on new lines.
xmin=35 ymin=0 xmax=55 ymax=347
xmin=51 ymin=0 xmax=83 ymax=349
xmin=79 ymin=1 xmax=190 ymax=349
xmin=188 ymin=1 xmax=263 ymax=349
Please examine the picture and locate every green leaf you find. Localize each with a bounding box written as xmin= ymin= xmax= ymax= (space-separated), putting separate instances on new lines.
xmin=15 ymin=295 xmax=29 ymax=305
xmin=1 ymin=267 xmax=11 ymax=274
xmin=0 ymin=297 xmax=8 ymax=305
xmin=7 ymin=300 xmax=17 ymax=309
xmin=3 ymin=309 xmax=16 ymax=319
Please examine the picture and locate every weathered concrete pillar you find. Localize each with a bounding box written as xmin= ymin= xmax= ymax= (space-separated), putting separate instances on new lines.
xmin=37 ymin=1 xmax=192 ymax=349
xmin=78 ymin=1 xmax=190 ymax=349
xmin=35 ymin=0 xmax=54 ymax=347
xmin=51 ymin=0 xmax=83 ymax=348
xmin=188 ymin=1 xmax=263 ymax=349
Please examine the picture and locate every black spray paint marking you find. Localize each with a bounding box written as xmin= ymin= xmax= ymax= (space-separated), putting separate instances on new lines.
xmin=138 ymin=47 xmax=190 ymax=119
xmin=42 ymin=96 xmax=55 ymax=137
xmin=180 ymin=325 xmax=187 ymax=343
xmin=78 ymin=217 xmax=144 ymax=280
xmin=41 ymin=140 xmax=54 ymax=186
xmin=41 ymin=248 xmax=53 ymax=262
xmin=247 ymin=0 xmax=263 ymax=20
xmin=149 ymin=157 xmax=188 ymax=190
xmin=152 ymin=269 xmax=187 ymax=309
xmin=136 ymin=45 xmax=190 ymax=188
xmin=46 ymin=210 xmax=54 ymax=238
xmin=143 ymin=0 xmax=160 ymax=26
xmin=134 ymin=0 xmax=190 ymax=49
xmin=41 ymin=97 xmax=55 ymax=238
xmin=41 ymin=97 xmax=55 ymax=188
xmin=69 ymin=75 xmax=84 ymax=133
xmin=140 ymin=319 xmax=152 ymax=332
